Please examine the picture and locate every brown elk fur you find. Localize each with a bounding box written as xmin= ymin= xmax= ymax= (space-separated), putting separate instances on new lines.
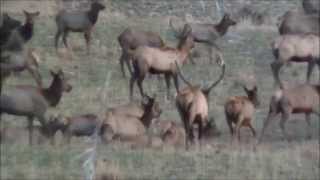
xmin=224 ymin=85 xmax=260 ymax=141
xmin=271 ymin=34 xmax=320 ymax=87
xmin=259 ymin=84 xmax=320 ymax=143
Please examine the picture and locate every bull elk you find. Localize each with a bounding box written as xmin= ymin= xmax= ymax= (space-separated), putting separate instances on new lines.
xmin=0 ymin=69 xmax=72 ymax=145
xmin=271 ymin=34 xmax=320 ymax=87
xmin=175 ymin=61 xmax=225 ymax=149
xmin=129 ymin=24 xmax=195 ymax=100
xmin=224 ymin=85 xmax=260 ymax=142
xmin=117 ymin=27 xmax=165 ymax=77
xmin=258 ymin=84 xmax=320 ymax=143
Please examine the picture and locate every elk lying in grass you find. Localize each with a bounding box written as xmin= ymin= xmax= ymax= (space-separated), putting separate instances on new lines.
xmin=1 ymin=47 xmax=42 ymax=90
xmin=278 ymin=10 xmax=319 ymax=36
xmin=117 ymin=27 xmax=165 ymax=77
xmin=0 ymin=69 xmax=72 ymax=145
xmin=129 ymin=25 xmax=194 ymax=99
xmin=258 ymin=84 xmax=320 ymax=143
xmin=224 ymin=85 xmax=260 ymax=141
xmin=102 ymin=95 xmax=161 ymax=142
xmin=54 ymin=1 xmax=105 ymax=54
xmin=48 ymin=113 xmax=101 ymax=144
xmin=175 ymin=61 xmax=225 ymax=149
xmin=169 ymin=13 xmax=236 ymax=62
xmin=0 ymin=10 xmax=39 ymax=47
xmin=271 ymin=34 xmax=320 ymax=87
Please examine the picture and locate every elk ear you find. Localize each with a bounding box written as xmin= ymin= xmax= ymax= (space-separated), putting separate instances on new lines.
xmin=243 ymin=85 xmax=249 ymax=93
xmin=23 ymin=10 xmax=28 ymax=16
xmin=50 ymin=70 xmax=56 ymax=76
xmin=253 ymin=86 xmax=258 ymax=92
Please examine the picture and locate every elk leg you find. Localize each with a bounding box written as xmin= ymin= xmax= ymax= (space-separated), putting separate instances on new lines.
xmin=172 ymin=73 xmax=180 ymax=93
xmin=280 ymin=112 xmax=290 ymax=142
xmin=305 ymin=113 xmax=312 ymax=139
xmin=271 ymin=61 xmax=283 ymax=87
xmin=62 ymin=30 xmax=69 ymax=49
xmin=129 ymin=74 xmax=137 ymax=100
xmin=317 ymin=61 xmax=320 ymax=83
xmin=27 ymin=116 xmax=34 ymax=146
xmin=164 ymin=74 xmax=171 ymax=99
xmin=306 ymin=61 xmax=315 ymax=83
xmin=248 ymin=123 xmax=257 ymax=137
xmin=258 ymin=111 xmax=277 ymax=144
xmin=234 ymin=116 xmax=244 ymax=142
xmin=84 ymin=31 xmax=91 ymax=55
xmin=119 ymin=51 xmax=131 ymax=78
xmin=198 ymin=121 xmax=203 ymax=149
xmin=137 ymin=76 xmax=146 ymax=98
xmin=54 ymin=29 xmax=62 ymax=51
xmin=225 ymin=114 xmax=234 ymax=136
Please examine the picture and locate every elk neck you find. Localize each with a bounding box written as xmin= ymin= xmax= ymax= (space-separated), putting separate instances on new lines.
xmin=18 ymin=21 xmax=33 ymax=42
xmin=42 ymin=76 xmax=63 ymax=107
xmin=214 ymin=19 xmax=231 ymax=36
xmin=87 ymin=8 xmax=101 ymax=25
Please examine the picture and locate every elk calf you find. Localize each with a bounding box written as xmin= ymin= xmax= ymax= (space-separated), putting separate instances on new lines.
xmin=224 ymin=85 xmax=260 ymax=141
xmin=259 ymin=84 xmax=320 ymax=143
xmin=271 ymin=34 xmax=320 ymax=87
xmin=55 ymin=1 xmax=105 ymax=54
xmin=118 ymin=28 xmax=165 ymax=77
xmin=175 ymin=61 xmax=225 ymax=149
xmin=154 ymin=120 xmax=186 ymax=148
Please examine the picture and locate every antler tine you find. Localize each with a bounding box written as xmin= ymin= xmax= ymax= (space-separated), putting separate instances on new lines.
xmin=205 ymin=63 xmax=225 ymax=93
xmin=175 ymin=61 xmax=193 ymax=88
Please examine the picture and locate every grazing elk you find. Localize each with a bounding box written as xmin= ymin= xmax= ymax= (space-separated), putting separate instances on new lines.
xmin=169 ymin=13 xmax=236 ymax=62
xmin=48 ymin=113 xmax=102 ymax=144
xmin=118 ymin=28 xmax=165 ymax=77
xmin=175 ymin=61 xmax=225 ymax=149
xmin=129 ymin=25 xmax=195 ymax=100
xmin=54 ymin=1 xmax=105 ymax=54
xmin=258 ymin=84 xmax=320 ymax=143
xmin=271 ymin=34 xmax=320 ymax=87
xmin=224 ymin=85 xmax=260 ymax=141
xmin=102 ymin=95 xmax=162 ymax=142
xmin=0 ymin=69 xmax=72 ymax=145
xmin=278 ymin=10 xmax=319 ymax=36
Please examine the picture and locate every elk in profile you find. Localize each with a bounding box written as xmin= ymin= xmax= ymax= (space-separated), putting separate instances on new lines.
xmin=271 ymin=34 xmax=320 ymax=87
xmin=258 ymin=84 xmax=320 ymax=143
xmin=118 ymin=28 xmax=165 ymax=77
xmin=175 ymin=60 xmax=225 ymax=149
xmin=129 ymin=25 xmax=194 ymax=100
xmin=224 ymin=85 xmax=260 ymax=142
xmin=54 ymin=1 xmax=105 ymax=54
xmin=102 ymin=95 xmax=162 ymax=142
xmin=0 ymin=69 xmax=72 ymax=145
xmin=169 ymin=13 xmax=236 ymax=63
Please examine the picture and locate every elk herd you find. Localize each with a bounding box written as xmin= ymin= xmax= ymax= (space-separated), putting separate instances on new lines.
xmin=0 ymin=0 xmax=319 ymax=151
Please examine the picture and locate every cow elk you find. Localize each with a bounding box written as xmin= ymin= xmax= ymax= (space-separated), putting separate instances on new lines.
xmin=118 ymin=28 xmax=165 ymax=77
xmin=175 ymin=61 xmax=225 ymax=149
xmin=271 ymin=34 xmax=320 ymax=87
xmin=102 ymin=95 xmax=162 ymax=142
xmin=129 ymin=25 xmax=194 ymax=100
xmin=0 ymin=69 xmax=72 ymax=145
xmin=224 ymin=85 xmax=260 ymax=142
xmin=54 ymin=1 xmax=105 ymax=54
xmin=170 ymin=13 xmax=236 ymax=63
xmin=258 ymin=84 xmax=320 ymax=143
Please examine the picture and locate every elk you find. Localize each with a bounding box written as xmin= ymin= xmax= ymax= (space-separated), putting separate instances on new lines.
xmin=175 ymin=60 xmax=225 ymax=149
xmin=54 ymin=1 xmax=105 ymax=54
xmin=129 ymin=25 xmax=195 ymax=100
xmin=1 ymin=46 xmax=42 ymax=90
xmin=47 ymin=113 xmax=102 ymax=144
xmin=0 ymin=69 xmax=72 ymax=145
xmin=278 ymin=10 xmax=319 ymax=36
xmin=271 ymin=34 xmax=320 ymax=87
xmin=224 ymin=85 xmax=260 ymax=141
xmin=0 ymin=10 xmax=39 ymax=47
xmin=169 ymin=13 xmax=236 ymax=63
xmin=117 ymin=27 xmax=165 ymax=78
xmin=258 ymin=84 xmax=320 ymax=143
xmin=102 ymin=95 xmax=162 ymax=142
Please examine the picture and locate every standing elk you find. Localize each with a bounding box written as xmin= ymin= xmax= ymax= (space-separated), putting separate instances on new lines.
xmin=224 ymin=85 xmax=260 ymax=142
xmin=278 ymin=10 xmax=319 ymax=36
xmin=271 ymin=34 xmax=320 ymax=87
xmin=169 ymin=13 xmax=236 ymax=63
xmin=0 ymin=69 xmax=72 ymax=145
xmin=175 ymin=60 xmax=225 ymax=149
xmin=102 ymin=95 xmax=162 ymax=142
xmin=129 ymin=25 xmax=194 ymax=100
xmin=258 ymin=84 xmax=320 ymax=143
xmin=54 ymin=1 xmax=105 ymax=54
xmin=118 ymin=28 xmax=165 ymax=78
